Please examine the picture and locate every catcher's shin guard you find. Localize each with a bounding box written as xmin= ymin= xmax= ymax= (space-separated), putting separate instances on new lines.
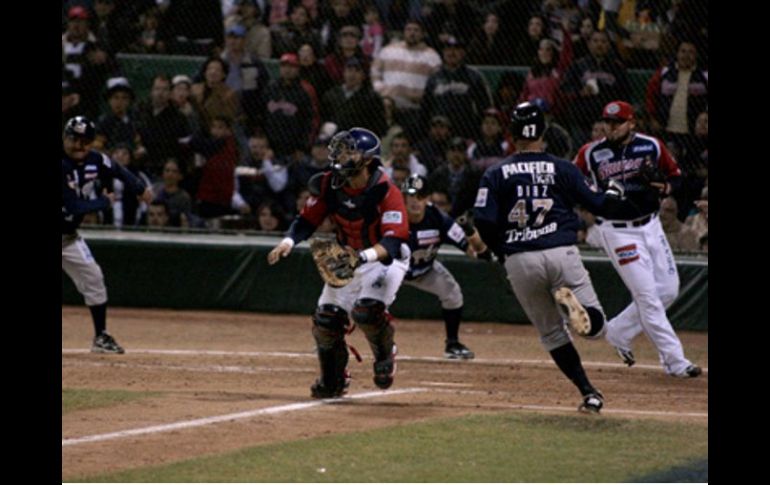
xmin=352 ymin=298 xmax=396 ymax=389
xmin=311 ymin=305 xmax=351 ymax=395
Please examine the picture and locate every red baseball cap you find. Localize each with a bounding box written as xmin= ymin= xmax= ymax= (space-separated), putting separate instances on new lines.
xmin=602 ymin=101 xmax=634 ymax=122
xmin=279 ymin=53 xmax=299 ymax=66
xmin=68 ymin=6 xmax=90 ymax=20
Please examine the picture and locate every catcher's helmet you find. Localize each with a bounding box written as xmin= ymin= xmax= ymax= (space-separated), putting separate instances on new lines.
xmin=64 ymin=115 xmax=96 ymax=142
xmin=510 ymin=101 xmax=545 ymax=140
xmin=401 ymin=173 xmax=429 ymax=197
xmin=328 ymin=127 xmax=381 ymax=188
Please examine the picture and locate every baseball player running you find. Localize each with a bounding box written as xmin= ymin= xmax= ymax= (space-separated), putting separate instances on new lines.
xmin=473 ymin=102 xmax=632 ymax=413
xmin=398 ymin=173 xmax=491 ymax=359
xmin=573 ymin=100 xmax=701 ymax=378
xmin=62 ymin=116 xmax=153 ymax=353
xmin=268 ymin=127 xmax=411 ymax=398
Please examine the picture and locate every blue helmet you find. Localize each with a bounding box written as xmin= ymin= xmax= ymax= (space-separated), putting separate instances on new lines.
xmin=327 ymin=127 xmax=381 ymax=188
xmin=64 ymin=115 xmax=96 ymax=142
xmin=510 ymin=101 xmax=545 ymax=140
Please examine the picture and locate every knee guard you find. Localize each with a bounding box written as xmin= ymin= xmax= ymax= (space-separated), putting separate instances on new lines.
xmin=312 ymin=304 xmax=350 ymax=347
xmin=351 ymin=298 xmax=386 ymax=327
xmin=584 ymin=306 xmax=606 ymax=339
xmin=311 ymin=304 xmax=350 ymax=390
xmin=352 ymin=298 xmax=395 ymax=362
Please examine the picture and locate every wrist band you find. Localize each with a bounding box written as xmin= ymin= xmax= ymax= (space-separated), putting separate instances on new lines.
xmin=280 ymin=237 xmax=295 ymax=250
xmin=359 ymin=247 xmax=378 ymax=263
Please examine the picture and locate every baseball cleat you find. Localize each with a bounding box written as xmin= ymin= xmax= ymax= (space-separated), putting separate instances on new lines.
xmin=373 ymin=345 xmax=397 ymax=389
xmin=615 ymin=347 xmax=636 ymax=367
xmin=674 ymin=364 xmax=702 ymax=378
xmin=91 ymin=332 xmax=125 ymax=354
xmin=310 ymin=371 xmax=350 ymax=399
xmin=554 ymin=287 xmax=591 ymax=336
xmin=578 ymin=390 xmax=604 ymax=414
xmin=444 ymin=340 xmax=475 ymax=359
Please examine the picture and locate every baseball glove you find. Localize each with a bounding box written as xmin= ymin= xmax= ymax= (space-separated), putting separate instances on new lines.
xmin=638 ymin=156 xmax=666 ymax=187
xmin=309 ymin=238 xmax=361 ymax=288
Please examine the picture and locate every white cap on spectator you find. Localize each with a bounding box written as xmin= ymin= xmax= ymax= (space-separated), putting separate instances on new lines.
xmin=106 ymin=76 xmax=131 ymax=91
xmin=172 ymin=74 xmax=193 ymax=87
xmin=105 ymin=76 xmax=134 ymax=99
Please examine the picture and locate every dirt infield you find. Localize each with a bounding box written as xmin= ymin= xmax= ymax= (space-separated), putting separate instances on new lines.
xmin=62 ymin=306 xmax=708 ymax=480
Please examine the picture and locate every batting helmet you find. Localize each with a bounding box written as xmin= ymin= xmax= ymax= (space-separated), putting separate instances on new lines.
xmin=510 ymin=101 xmax=545 ymax=140
xmin=401 ymin=173 xmax=429 ymax=197
xmin=328 ymin=127 xmax=381 ymax=188
xmin=64 ymin=116 xmax=96 ymax=142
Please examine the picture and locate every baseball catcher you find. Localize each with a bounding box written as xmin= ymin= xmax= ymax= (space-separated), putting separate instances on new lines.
xmin=268 ymin=127 xmax=410 ymax=399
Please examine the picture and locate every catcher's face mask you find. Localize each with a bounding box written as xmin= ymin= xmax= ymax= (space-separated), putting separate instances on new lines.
xmin=328 ymin=131 xmax=368 ymax=188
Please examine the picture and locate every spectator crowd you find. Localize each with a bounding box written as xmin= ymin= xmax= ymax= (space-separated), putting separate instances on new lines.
xmin=62 ymin=0 xmax=707 ymax=252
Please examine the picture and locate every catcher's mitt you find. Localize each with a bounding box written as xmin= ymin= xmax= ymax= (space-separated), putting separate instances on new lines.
xmin=309 ymin=238 xmax=361 ymax=288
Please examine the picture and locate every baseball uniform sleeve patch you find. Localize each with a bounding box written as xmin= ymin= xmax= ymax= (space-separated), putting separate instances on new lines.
xmin=447 ymin=223 xmax=466 ymax=243
xmin=474 ymin=188 xmax=488 ymax=207
xmin=382 ymin=210 xmax=403 ymax=224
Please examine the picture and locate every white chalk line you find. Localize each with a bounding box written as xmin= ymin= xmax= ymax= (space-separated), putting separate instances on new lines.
xmin=418 ymin=381 xmax=475 ymax=387
xmin=502 ymin=403 xmax=708 ymax=419
xmin=63 ymin=359 xmax=315 ymax=374
xmin=62 ymin=387 xmax=428 ymax=447
xmin=62 ymin=348 xmax=708 ymax=373
xmin=426 ymin=389 xmax=708 ymax=418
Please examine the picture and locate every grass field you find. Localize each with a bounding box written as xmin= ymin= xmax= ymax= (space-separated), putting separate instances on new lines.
xmin=63 ymin=388 xmax=161 ymax=414
xmin=63 ymin=308 xmax=708 ymax=482
xmin=72 ymin=412 xmax=707 ymax=483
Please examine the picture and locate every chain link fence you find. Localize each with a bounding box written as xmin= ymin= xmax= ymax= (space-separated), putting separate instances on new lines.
xmin=62 ymin=0 xmax=707 ymax=253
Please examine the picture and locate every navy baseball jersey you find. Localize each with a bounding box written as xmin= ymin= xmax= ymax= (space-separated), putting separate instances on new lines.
xmin=405 ymin=205 xmax=469 ymax=280
xmin=574 ymin=133 xmax=681 ymax=219
xmin=62 ymin=149 xmax=147 ymax=234
xmin=473 ymin=152 xmax=615 ymax=255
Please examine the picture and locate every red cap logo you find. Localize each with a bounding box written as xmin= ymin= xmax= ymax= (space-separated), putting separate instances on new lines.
xmin=602 ymin=101 xmax=634 ymax=121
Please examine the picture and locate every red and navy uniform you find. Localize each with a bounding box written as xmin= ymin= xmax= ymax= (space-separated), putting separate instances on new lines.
xmin=574 ymin=133 xmax=681 ymax=220
xmin=406 ymin=205 xmax=468 ymax=280
xmin=288 ymin=167 xmax=409 ymax=262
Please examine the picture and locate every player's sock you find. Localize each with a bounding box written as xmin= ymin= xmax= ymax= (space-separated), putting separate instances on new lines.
xmin=442 ymin=307 xmax=463 ymax=342
xmin=549 ymin=342 xmax=595 ymax=396
xmin=89 ymin=303 xmax=107 ymax=337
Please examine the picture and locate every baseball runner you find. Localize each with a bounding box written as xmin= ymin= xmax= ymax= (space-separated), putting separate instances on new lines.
xmin=62 ymin=116 xmax=153 ymax=353
xmin=267 ymin=127 xmax=411 ymax=398
xmin=473 ymin=102 xmax=632 ymax=413
xmin=573 ymin=100 xmax=702 ymax=378
xmin=398 ymin=174 xmax=491 ymax=359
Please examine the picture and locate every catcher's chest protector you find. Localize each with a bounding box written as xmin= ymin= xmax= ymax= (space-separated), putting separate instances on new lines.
xmin=323 ymin=169 xmax=390 ymax=248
